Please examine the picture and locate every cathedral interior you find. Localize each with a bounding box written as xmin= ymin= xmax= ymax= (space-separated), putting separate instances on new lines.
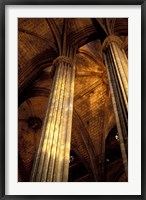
xmin=18 ymin=18 xmax=128 ymax=182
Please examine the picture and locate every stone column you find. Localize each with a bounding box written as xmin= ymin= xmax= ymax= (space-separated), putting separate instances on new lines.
xmin=30 ymin=54 xmax=75 ymax=182
xmin=102 ymin=35 xmax=128 ymax=179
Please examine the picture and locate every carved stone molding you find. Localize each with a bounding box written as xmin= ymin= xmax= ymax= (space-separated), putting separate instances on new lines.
xmin=102 ymin=35 xmax=123 ymax=50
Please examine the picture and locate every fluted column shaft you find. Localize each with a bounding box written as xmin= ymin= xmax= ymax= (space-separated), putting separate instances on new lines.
xmin=102 ymin=35 xmax=128 ymax=179
xmin=30 ymin=54 xmax=75 ymax=182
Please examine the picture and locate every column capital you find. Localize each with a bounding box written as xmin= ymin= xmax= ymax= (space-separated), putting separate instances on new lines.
xmin=51 ymin=55 xmax=74 ymax=78
xmin=53 ymin=55 xmax=74 ymax=68
xmin=102 ymin=35 xmax=123 ymax=51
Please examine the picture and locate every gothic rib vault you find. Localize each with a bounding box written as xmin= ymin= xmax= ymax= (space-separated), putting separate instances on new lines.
xmin=18 ymin=18 xmax=128 ymax=182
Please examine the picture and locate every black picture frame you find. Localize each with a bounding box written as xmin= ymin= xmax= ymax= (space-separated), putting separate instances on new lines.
xmin=0 ymin=0 xmax=145 ymax=199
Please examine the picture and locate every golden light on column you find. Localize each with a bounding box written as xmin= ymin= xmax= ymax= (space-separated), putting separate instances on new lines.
xmin=102 ymin=35 xmax=128 ymax=179
xmin=30 ymin=55 xmax=75 ymax=182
